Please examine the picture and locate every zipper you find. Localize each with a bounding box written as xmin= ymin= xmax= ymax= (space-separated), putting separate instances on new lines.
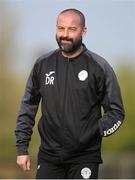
xmin=61 ymin=57 xmax=70 ymax=150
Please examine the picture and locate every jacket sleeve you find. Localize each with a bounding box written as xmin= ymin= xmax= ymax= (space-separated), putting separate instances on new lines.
xmin=15 ymin=63 xmax=41 ymax=155
xmin=98 ymin=62 xmax=125 ymax=137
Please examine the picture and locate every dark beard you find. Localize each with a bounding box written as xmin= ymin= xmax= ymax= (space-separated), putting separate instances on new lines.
xmin=56 ymin=36 xmax=82 ymax=53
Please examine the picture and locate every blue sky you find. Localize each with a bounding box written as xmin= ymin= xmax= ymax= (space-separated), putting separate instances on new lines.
xmin=7 ymin=0 xmax=135 ymax=74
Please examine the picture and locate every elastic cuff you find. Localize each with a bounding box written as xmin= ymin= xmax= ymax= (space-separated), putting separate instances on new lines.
xmin=17 ymin=145 xmax=29 ymax=155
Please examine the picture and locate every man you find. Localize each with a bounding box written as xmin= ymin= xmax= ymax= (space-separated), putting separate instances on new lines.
xmin=15 ymin=8 xmax=125 ymax=179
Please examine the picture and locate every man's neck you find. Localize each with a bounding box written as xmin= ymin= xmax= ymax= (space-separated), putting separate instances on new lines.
xmin=62 ymin=45 xmax=84 ymax=59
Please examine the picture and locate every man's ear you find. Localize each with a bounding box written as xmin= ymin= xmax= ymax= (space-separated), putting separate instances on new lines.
xmin=82 ymin=27 xmax=87 ymax=36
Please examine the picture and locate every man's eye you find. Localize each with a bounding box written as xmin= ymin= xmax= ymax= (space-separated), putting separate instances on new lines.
xmin=57 ymin=27 xmax=64 ymax=31
xmin=69 ymin=28 xmax=77 ymax=31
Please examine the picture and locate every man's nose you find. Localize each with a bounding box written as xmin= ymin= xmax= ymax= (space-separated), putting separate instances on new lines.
xmin=63 ymin=29 xmax=69 ymax=37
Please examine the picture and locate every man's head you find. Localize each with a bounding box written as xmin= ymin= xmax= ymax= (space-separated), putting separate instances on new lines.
xmin=56 ymin=9 xmax=87 ymax=53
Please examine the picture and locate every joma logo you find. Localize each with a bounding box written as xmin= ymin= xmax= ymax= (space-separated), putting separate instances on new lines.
xmin=104 ymin=120 xmax=122 ymax=136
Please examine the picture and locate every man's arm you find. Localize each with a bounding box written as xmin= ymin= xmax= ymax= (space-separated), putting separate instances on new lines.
xmin=15 ymin=63 xmax=41 ymax=170
xmin=98 ymin=62 xmax=125 ymax=137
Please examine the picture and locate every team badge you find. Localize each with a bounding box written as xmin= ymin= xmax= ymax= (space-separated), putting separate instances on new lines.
xmin=78 ymin=70 xmax=88 ymax=81
xmin=81 ymin=167 xmax=91 ymax=179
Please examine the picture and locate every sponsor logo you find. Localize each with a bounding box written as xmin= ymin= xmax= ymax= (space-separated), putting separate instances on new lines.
xmin=78 ymin=70 xmax=88 ymax=81
xmin=45 ymin=71 xmax=55 ymax=85
xmin=104 ymin=120 xmax=122 ymax=136
xmin=37 ymin=165 xmax=40 ymax=170
xmin=81 ymin=167 xmax=91 ymax=179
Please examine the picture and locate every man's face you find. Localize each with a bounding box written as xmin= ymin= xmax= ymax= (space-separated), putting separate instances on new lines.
xmin=56 ymin=13 xmax=86 ymax=53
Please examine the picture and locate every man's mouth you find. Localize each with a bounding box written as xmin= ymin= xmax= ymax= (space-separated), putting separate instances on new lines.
xmin=61 ymin=40 xmax=72 ymax=44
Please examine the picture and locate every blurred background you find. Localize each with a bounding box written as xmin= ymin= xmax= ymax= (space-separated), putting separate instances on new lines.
xmin=0 ymin=0 xmax=135 ymax=178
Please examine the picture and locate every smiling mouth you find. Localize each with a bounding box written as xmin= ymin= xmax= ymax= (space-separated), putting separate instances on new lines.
xmin=61 ymin=40 xmax=72 ymax=44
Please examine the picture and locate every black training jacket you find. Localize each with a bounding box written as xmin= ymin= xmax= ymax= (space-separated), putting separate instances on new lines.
xmin=15 ymin=45 xmax=125 ymax=163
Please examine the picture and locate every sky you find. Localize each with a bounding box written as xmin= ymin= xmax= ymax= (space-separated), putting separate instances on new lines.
xmin=5 ymin=0 xmax=135 ymax=74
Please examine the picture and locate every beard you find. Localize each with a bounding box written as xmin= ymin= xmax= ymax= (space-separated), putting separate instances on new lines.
xmin=56 ymin=35 xmax=82 ymax=53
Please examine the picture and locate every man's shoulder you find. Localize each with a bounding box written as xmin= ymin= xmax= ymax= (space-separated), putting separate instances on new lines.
xmin=85 ymin=49 xmax=113 ymax=72
xmin=35 ymin=49 xmax=59 ymax=65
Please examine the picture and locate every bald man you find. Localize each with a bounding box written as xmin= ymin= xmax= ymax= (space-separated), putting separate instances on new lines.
xmin=15 ymin=9 xmax=125 ymax=179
